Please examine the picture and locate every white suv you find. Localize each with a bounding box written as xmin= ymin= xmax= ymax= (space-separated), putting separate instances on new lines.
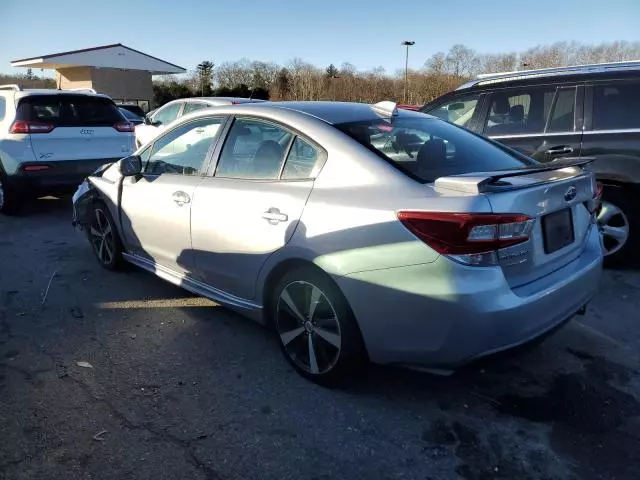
xmin=0 ymin=85 xmax=135 ymax=214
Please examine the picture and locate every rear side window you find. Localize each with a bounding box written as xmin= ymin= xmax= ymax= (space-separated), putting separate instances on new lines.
xmin=0 ymin=97 xmax=5 ymax=122
xmin=336 ymin=117 xmax=531 ymax=183
xmin=281 ymin=137 xmax=319 ymax=179
xmin=16 ymin=95 xmax=122 ymax=126
xmin=485 ymin=87 xmax=555 ymax=135
xmin=593 ymin=82 xmax=640 ymax=130
xmin=216 ymin=118 xmax=293 ymax=180
xmin=548 ymin=88 xmax=576 ymax=132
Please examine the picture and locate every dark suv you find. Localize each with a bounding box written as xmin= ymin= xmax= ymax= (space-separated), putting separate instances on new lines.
xmin=421 ymin=61 xmax=640 ymax=265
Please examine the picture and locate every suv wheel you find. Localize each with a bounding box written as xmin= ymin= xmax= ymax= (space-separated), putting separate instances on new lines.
xmin=271 ymin=266 xmax=367 ymax=386
xmin=0 ymin=177 xmax=20 ymax=215
xmin=598 ymin=188 xmax=635 ymax=267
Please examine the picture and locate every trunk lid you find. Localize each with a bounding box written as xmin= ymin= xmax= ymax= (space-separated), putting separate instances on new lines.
xmin=434 ymin=159 xmax=597 ymax=288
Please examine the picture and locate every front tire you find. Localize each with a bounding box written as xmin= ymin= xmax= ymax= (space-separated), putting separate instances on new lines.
xmin=271 ymin=266 xmax=367 ymax=386
xmin=87 ymin=201 xmax=123 ymax=271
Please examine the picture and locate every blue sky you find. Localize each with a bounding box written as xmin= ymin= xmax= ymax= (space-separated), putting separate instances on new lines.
xmin=0 ymin=0 xmax=638 ymax=76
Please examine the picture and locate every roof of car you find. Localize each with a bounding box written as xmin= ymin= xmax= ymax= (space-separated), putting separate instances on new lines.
xmin=456 ymin=59 xmax=640 ymax=91
xmin=238 ymin=101 xmax=427 ymax=125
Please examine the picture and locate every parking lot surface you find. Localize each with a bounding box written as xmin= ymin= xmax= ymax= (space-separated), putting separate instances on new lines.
xmin=1 ymin=198 xmax=639 ymax=480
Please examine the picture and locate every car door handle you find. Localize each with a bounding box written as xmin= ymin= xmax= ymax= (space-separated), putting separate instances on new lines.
xmin=262 ymin=208 xmax=288 ymax=223
xmin=546 ymin=145 xmax=574 ymax=155
xmin=172 ymin=191 xmax=191 ymax=206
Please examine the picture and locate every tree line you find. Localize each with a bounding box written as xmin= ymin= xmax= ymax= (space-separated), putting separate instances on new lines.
xmin=2 ymin=41 xmax=638 ymax=107
xmin=154 ymin=41 xmax=640 ymax=107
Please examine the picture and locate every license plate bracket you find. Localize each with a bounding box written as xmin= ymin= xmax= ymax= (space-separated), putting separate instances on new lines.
xmin=542 ymin=208 xmax=575 ymax=254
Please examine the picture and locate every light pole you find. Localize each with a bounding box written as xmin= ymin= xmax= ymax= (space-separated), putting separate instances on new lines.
xmin=401 ymin=41 xmax=415 ymax=104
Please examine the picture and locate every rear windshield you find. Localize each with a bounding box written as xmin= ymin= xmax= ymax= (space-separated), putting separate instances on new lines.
xmin=335 ymin=116 xmax=532 ymax=183
xmin=17 ymin=95 xmax=123 ymax=127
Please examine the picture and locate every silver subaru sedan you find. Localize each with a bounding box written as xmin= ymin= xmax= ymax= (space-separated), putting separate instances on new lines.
xmin=72 ymin=101 xmax=603 ymax=385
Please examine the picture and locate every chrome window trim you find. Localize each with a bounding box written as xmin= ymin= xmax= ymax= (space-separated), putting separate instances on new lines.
xmin=490 ymin=131 xmax=580 ymax=139
xmin=582 ymin=128 xmax=640 ymax=135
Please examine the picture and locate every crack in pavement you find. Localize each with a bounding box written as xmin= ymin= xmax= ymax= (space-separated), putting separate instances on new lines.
xmin=62 ymin=373 xmax=223 ymax=480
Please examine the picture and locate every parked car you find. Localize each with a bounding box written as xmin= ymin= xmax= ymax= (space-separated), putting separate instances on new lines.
xmin=116 ymin=103 xmax=146 ymax=118
xmin=134 ymin=97 xmax=266 ymax=148
xmin=118 ymin=107 xmax=145 ymax=126
xmin=73 ymin=101 xmax=602 ymax=385
xmin=420 ymin=61 xmax=640 ymax=266
xmin=0 ymin=84 xmax=135 ymax=214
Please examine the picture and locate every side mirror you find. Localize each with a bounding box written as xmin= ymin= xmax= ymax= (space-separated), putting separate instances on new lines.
xmin=151 ymin=120 xmax=163 ymax=127
xmin=119 ymin=155 xmax=142 ymax=176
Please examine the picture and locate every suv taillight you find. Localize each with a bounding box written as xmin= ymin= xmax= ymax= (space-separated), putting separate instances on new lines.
xmin=113 ymin=121 xmax=134 ymax=133
xmin=397 ymin=211 xmax=535 ymax=265
xmin=10 ymin=120 xmax=55 ymax=134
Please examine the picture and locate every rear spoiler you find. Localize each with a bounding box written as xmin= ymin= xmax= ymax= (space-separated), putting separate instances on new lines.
xmin=434 ymin=157 xmax=595 ymax=194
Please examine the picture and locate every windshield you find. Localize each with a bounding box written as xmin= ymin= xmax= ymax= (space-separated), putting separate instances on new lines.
xmin=335 ymin=116 xmax=532 ymax=183
xmin=119 ymin=108 xmax=142 ymax=121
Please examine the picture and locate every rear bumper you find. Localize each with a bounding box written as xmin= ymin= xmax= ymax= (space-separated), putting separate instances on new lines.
xmin=334 ymin=224 xmax=603 ymax=368
xmin=4 ymin=159 xmax=119 ymax=195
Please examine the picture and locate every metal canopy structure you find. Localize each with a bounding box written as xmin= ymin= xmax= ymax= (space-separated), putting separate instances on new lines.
xmin=11 ymin=43 xmax=186 ymax=75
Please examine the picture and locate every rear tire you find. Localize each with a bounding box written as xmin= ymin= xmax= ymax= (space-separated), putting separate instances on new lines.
xmin=599 ymin=187 xmax=636 ymax=268
xmin=86 ymin=201 xmax=123 ymax=271
xmin=270 ymin=266 xmax=367 ymax=387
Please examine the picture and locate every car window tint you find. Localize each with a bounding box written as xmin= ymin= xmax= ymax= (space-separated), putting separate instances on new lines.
xmin=593 ymin=82 xmax=640 ymax=130
xmin=183 ymin=102 xmax=208 ymax=114
xmin=485 ymin=88 xmax=555 ymax=135
xmin=216 ymin=118 xmax=293 ymax=179
xmin=336 ymin=117 xmax=531 ymax=183
xmin=145 ymin=117 xmax=224 ymax=176
xmin=152 ymin=102 xmax=181 ymax=126
xmin=282 ymin=137 xmax=319 ymax=179
xmin=424 ymin=94 xmax=480 ymax=128
xmin=548 ymin=88 xmax=576 ymax=132
xmin=16 ymin=95 xmax=122 ymax=126
xmin=0 ymin=97 xmax=5 ymax=122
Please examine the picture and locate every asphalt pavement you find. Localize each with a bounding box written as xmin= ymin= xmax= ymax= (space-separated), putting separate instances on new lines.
xmin=1 ymin=197 xmax=639 ymax=480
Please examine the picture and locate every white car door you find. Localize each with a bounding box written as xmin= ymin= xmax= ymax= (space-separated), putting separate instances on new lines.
xmin=134 ymin=101 xmax=183 ymax=147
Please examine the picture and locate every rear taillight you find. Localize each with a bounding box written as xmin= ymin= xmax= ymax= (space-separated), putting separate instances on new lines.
xmin=397 ymin=211 xmax=535 ymax=265
xmin=10 ymin=120 xmax=55 ymax=134
xmin=113 ymin=121 xmax=134 ymax=133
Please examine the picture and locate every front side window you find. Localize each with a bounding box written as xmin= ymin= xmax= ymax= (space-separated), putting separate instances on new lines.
xmin=485 ymin=87 xmax=555 ymax=135
xmin=145 ymin=117 xmax=224 ymax=176
xmin=336 ymin=117 xmax=531 ymax=183
xmin=0 ymin=97 xmax=5 ymax=122
xmin=593 ymin=82 xmax=640 ymax=130
xmin=152 ymin=102 xmax=182 ymax=126
xmin=215 ymin=118 xmax=293 ymax=179
xmin=424 ymin=94 xmax=480 ymax=128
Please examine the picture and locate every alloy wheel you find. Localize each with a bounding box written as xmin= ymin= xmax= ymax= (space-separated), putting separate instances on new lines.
xmin=90 ymin=208 xmax=115 ymax=265
xmin=276 ymin=281 xmax=342 ymax=375
xmin=597 ymin=200 xmax=630 ymax=257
